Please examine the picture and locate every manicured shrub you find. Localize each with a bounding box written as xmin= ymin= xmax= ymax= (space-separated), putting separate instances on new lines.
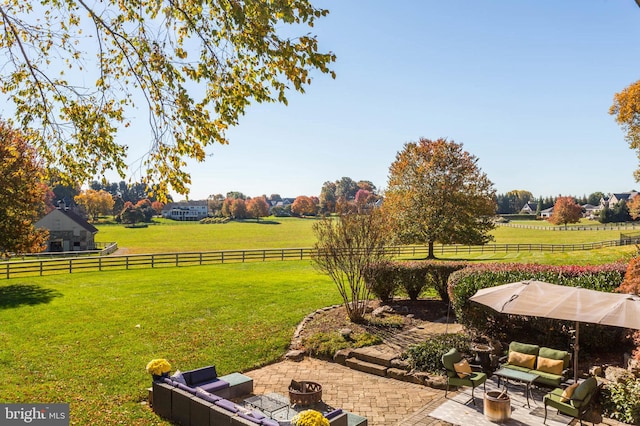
xmin=422 ymin=261 xmax=468 ymax=303
xmin=601 ymin=378 xmax=640 ymax=425
xmin=401 ymin=333 xmax=471 ymax=373
xmin=365 ymin=260 xmax=468 ymax=303
xmin=448 ymin=262 xmax=628 ymax=352
xmin=395 ymin=262 xmax=430 ymax=300
xmin=363 ymin=261 xmax=400 ymax=303
xmin=199 ymin=217 xmax=231 ymax=224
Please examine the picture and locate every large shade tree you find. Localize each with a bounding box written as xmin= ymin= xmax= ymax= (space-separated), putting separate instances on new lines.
xmin=0 ymin=0 xmax=335 ymax=199
xmin=247 ymin=196 xmax=269 ymax=222
xmin=291 ymin=195 xmax=317 ymax=216
xmin=0 ymin=121 xmax=49 ymax=256
xmin=548 ymin=196 xmax=583 ymax=228
xmin=611 ymin=80 xmax=640 ymax=182
xmin=384 ymin=138 xmax=496 ymax=259
xmin=319 ymin=181 xmax=337 ymax=214
xmin=74 ymin=189 xmax=115 ymax=221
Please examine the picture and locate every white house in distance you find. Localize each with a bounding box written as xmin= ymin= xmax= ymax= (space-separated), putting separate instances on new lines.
xmin=601 ymin=191 xmax=639 ymax=209
xmin=539 ymin=207 xmax=554 ymax=218
xmin=162 ymin=201 xmax=209 ymax=221
xmin=35 ymin=207 xmax=99 ymax=252
xmin=520 ymin=202 xmax=537 ymax=215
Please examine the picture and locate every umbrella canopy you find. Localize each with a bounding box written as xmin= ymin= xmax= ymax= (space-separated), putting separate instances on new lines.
xmin=470 ymin=280 xmax=640 ymax=382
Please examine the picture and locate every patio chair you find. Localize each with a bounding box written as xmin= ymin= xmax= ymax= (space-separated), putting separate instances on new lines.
xmin=441 ymin=348 xmax=487 ymax=405
xmin=543 ymin=376 xmax=597 ymax=425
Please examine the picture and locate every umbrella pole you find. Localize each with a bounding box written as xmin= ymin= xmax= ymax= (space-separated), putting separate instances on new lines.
xmin=445 ymin=301 xmax=451 ymax=334
xmin=573 ymin=322 xmax=580 ymax=383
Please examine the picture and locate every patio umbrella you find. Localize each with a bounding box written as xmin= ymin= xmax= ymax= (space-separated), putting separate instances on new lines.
xmin=469 ymin=280 xmax=640 ymax=382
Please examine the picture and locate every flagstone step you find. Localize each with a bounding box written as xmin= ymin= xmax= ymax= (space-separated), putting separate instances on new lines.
xmin=345 ymin=357 xmax=388 ymax=377
xmin=349 ymin=346 xmax=399 ymax=367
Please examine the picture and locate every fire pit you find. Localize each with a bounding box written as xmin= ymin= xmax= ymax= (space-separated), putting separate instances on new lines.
xmin=288 ymin=380 xmax=323 ymax=406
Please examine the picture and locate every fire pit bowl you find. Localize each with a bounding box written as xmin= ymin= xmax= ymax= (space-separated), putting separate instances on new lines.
xmin=288 ymin=380 xmax=323 ymax=406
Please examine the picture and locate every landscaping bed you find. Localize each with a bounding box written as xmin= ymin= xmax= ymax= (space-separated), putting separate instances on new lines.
xmin=298 ymin=298 xmax=454 ymax=347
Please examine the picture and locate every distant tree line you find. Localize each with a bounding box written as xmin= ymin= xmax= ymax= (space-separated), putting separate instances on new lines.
xmin=319 ymin=177 xmax=379 ymax=214
xmin=495 ymin=191 xmax=605 ymax=215
xmin=204 ymin=177 xmax=380 ymax=221
xmin=50 ymin=180 xmax=166 ymax=224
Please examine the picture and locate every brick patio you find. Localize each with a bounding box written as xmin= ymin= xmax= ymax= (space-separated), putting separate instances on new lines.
xmin=245 ymin=357 xmax=630 ymax=426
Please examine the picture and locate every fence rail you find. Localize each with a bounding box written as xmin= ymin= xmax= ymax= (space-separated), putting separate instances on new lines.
xmin=496 ymin=222 xmax=640 ymax=231
xmin=8 ymin=242 xmax=118 ymax=261
xmin=1 ymin=239 xmax=638 ymax=280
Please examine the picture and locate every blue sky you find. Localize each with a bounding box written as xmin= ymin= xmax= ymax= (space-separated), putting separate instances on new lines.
xmin=122 ymin=2 xmax=640 ymax=200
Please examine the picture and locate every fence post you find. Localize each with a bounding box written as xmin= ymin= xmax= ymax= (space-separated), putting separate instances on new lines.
xmin=200 ymin=253 xmax=203 ymax=265
xmin=176 ymin=253 xmax=179 ymax=267
xmin=40 ymin=261 xmax=44 ymax=276
xmin=99 ymin=257 xmax=102 ymax=272
xmin=221 ymin=252 xmax=224 ymax=264
xmin=69 ymin=259 xmax=72 ymax=274
xmin=126 ymin=256 xmax=129 ymax=270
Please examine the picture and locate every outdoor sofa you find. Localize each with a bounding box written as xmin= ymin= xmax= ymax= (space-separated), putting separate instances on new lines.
xmin=151 ymin=365 xmax=350 ymax=426
xmin=500 ymin=341 xmax=570 ymax=387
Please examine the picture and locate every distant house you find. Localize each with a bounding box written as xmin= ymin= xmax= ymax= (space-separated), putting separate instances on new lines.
xmin=269 ymin=198 xmax=295 ymax=208
xmin=602 ymin=191 xmax=638 ymax=209
xmin=540 ymin=207 xmax=554 ymax=218
xmin=36 ymin=207 xmax=98 ymax=252
xmin=268 ymin=198 xmax=295 ymax=214
xmin=581 ymin=204 xmax=600 ymax=219
xmin=162 ymin=201 xmax=209 ymax=221
xmin=520 ymin=202 xmax=538 ymax=215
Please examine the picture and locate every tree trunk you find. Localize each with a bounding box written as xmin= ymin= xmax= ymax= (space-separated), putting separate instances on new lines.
xmin=427 ymin=240 xmax=436 ymax=259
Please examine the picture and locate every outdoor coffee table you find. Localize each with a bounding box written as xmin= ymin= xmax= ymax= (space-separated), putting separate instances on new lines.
xmin=493 ymin=367 xmax=539 ymax=408
xmin=244 ymin=393 xmax=290 ymax=418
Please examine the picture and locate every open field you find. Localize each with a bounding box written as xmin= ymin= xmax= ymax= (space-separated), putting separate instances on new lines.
xmin=97 ymin=216 xmax=633 ymax=252
xmin=96 ymin=217 xmax=320 ymax=254
xmin=94 ymin=217 xmax=637 ymax=265
xmin=3 ymin=218 xmax=637 ymax=424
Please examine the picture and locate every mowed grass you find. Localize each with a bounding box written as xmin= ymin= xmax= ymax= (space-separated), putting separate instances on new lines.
xmin=490 ymin=225 xmax=627 ymax=245
xmin=97 ymin=217 xmax=320 ymax=254
xmin=0 ymin=261 xmax=340 ymax=425
xmin=96 ymin=217 xmax=633 ymax=255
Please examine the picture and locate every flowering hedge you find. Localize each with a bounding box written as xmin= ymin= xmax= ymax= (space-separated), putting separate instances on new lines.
xmin=448 ymin=262 xmax=629 ymax=351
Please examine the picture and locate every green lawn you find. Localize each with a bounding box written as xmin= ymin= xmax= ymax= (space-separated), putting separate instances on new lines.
xmin=97 ymin=217 xmax=319 ymax=254
xmin=491 ymin=225 xmax=628 ymax=245
xmin=0 ymin=262 xmax=340 ymax=425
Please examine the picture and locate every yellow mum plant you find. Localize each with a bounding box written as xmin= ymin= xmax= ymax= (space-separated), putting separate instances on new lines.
xmin=146 ymin=359 xmax=171 ymax=376
xmin=291 ymin=410 xmax=329 ymax=426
